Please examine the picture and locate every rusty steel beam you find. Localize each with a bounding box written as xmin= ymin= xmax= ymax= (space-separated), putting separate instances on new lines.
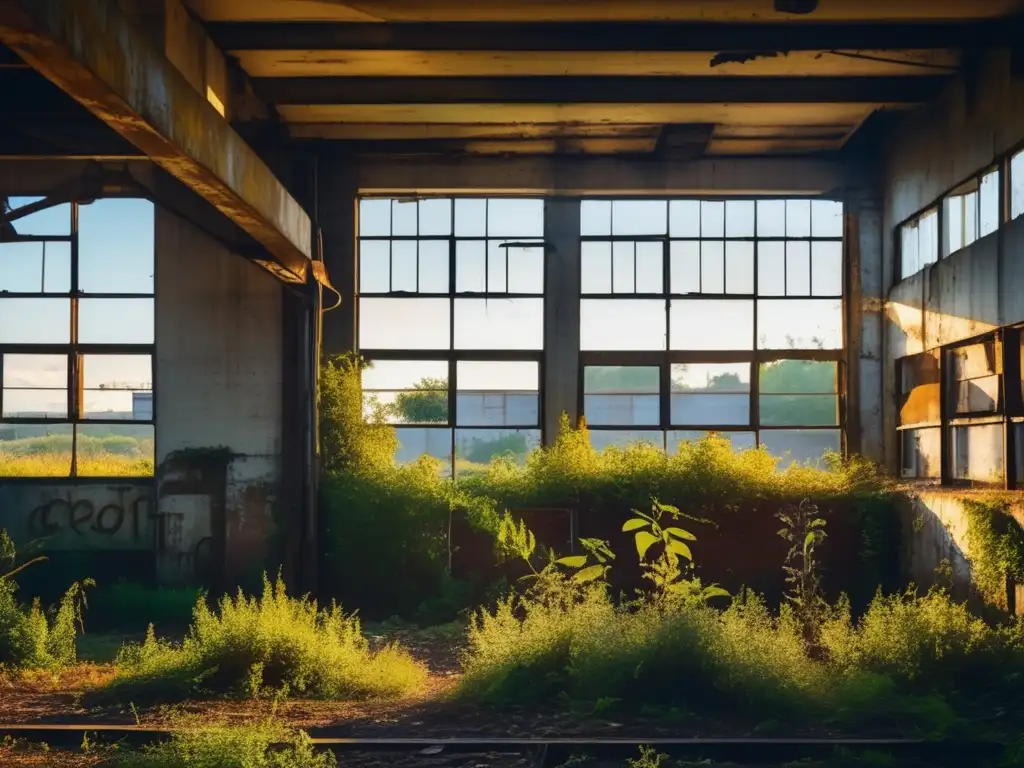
xmin=0 ymin=0 xmax=312 ymax=284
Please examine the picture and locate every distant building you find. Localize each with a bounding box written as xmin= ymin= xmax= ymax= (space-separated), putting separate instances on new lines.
xmin=132 ymin=392 xmax=153 ymax=420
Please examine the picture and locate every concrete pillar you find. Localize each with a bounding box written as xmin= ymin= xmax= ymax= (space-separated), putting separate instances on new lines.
xmin=543 ymin=199 xmax=581 ymax=442
xmin=318 ymin=151 xmax=358 ymax=356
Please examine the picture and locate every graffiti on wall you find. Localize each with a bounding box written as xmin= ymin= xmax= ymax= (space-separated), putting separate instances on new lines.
xmin=0 ymin=484 xmax=154 ymax=551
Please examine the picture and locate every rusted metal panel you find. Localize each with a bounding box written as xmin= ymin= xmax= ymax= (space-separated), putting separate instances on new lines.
xmin=0 ymin=0 xmax=312 ymax=284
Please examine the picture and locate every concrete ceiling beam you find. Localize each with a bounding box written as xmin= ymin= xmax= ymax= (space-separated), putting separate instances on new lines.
xmin=0 ymin=0 xmax=313 ymax=284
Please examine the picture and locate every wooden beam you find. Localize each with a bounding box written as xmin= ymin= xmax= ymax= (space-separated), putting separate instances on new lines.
xmin=255 ymin=75 xmax=947 ymax=105
xmin=0 ymin=0 xmax=312 ymax=283
xmin=208 ymin=20 xmax=1013 ymax=52
xmin=289 ymin=122 xmax=662 ymax=140
xmin=232 ymin=49 xmax=960 ymax=79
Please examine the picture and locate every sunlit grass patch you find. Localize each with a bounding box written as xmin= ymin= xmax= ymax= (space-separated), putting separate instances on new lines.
xmin=97 ymin=575 xmax=427 ymax=705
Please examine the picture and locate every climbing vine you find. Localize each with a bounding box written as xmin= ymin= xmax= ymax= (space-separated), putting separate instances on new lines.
xmin=961 ymin=497 xmax=1024 ymax=607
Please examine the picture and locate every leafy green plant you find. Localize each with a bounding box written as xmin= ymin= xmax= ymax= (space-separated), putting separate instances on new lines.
xmin=628 ymin=745 xmax=668 ymax=768
xmin=88 ymin=580 xmax=202 ymax=632
xmin=777 ymin=500 xmax=828 ymax=643
xmin=97 ymin=574 xmax=426 ymax=704
xmin=961 ymin=498 xmax=1024 ymax=608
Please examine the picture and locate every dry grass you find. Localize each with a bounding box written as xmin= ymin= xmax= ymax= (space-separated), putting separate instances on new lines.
xmin=0 ymin=453 xmax=153 ymax=477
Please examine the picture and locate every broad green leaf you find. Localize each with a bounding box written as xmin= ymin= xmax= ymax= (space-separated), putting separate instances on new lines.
xmin=622 ymin=518 xmax=649 ymax=532
xmin=804 ymin=531 xmax=815 ymax=553
xmin=556 ymin=555 xmax=588 ymax=568
xmin=702 ymin=586 xmax=731 ymax=600
xmin=664 ymin=526 xmax=697 ymax=541
xmin=573 ymin=564 xmax=606 ymax=584
xmin=634 ymin=531 xmax=660 ymax=560
xmin=666 ymin=539 xmax=693 ymax=561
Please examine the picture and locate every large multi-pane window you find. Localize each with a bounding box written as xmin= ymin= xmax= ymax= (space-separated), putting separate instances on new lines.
xmin=358 ymin=197 xmax=544 ymax=476
xmin=578 ymin=198 xmax=844 ymax=465
xmin=0 ymin=197 xmax=155 ymax=477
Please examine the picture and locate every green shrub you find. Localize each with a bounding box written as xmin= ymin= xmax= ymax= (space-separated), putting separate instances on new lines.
xmin=99 ymin=574 xmax=426 ymax=704
xmin=88 ymin=580 xmax=201 ymax=632
xmin=120 ymin=717 xmax=335 ymax=768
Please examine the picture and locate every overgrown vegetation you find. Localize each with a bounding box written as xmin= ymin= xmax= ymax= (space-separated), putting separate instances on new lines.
xmin=88 ymin=581 xmax=202 ymax=632
xmin=0 ymin=432 xmax=155 ymax=477
xmin=98 ymin=574 xmax=426 ymax=704
xmin=319 ymin=354 xmax=900 ymax=618
xmin=0 ymin=530 xmax=90 ymax=672
xmin=960 ymin=497 xmax=1024 ymax=608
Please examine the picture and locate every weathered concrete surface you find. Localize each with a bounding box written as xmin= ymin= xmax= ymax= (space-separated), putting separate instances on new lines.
xmin=356 ymin=155 xmax=847 ymax=196
xmin=543 ymin=199 xmax=581 ymax=441
xmin=156 ymin=207 xmax=283 ymax=588
xmin=0 ymin=0 xmax=312 ymax=283
xmin=0 ymin=482 xmax=154 ymax=551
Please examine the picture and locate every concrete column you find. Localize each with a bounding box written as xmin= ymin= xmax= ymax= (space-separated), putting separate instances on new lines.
xmin=318 ymin=150 xmax=358 ymax=356
xmin=543 ymin=199 xmax=581 ymax=443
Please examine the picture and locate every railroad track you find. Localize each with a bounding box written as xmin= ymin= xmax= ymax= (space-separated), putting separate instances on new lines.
xmin=0 ymin=725 xmax=1006 ymax=766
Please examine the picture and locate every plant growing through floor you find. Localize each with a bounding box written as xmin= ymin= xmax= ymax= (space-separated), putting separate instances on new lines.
xmin=0 ymin=529 xmax=92 ymax=671
xmin=628 ymin=745 xmax=669 ymax=768
xmin=777 ymin=499 xmax=828 ymax=644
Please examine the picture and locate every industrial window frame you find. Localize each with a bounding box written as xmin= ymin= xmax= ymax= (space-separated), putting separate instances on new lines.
xmin=577 ymin=197 xmax=846 ymax=457
xmin=356 ymin=197 xmax=546 ymax=476
xmin=0 ymin=197 xmax=155 ymax=479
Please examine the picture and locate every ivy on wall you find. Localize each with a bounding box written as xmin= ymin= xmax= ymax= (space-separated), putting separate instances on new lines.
xmin=960 ymin=497 xmax=1024 ymax=608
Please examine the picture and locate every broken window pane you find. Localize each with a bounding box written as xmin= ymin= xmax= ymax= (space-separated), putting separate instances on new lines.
xmin=3 ymin=197 xmax=71 ymax=236
xmin=668 ymin=430 xmax=756 ymax=454
xmin=581 ymin=200 xmax=611 ymax=236
xmin=589 ymin=429 xmax=664 ymax=452
xmin=2 ymin=354 xmax=67 ymax=419
xmin=758 ymin=241 xmax=785 ymax=296
xmin=612 ymin=200 xmax=666 ymax=236
xmin=811 ymin=200 xmax=843 ymax=238
xmin=359 ymin=240 xmax=390 ymax=293
xmin=759 ymin=360 xmax=838 ymax=427
xmin=394 ymin=427 xmax=452 ymax=475
xmin=613 ymin=241 xmax=635 ymax=293
xmin=725 ymin=241 xmax=754 ymax=294
xmin=362 ymin=359 xmax=448 ymax=424
xmin=419 ymin=198 xmax=452 ymax=236
xmin=455 ymin=198 xmax=487 ymax=237
xmin=487 ymin=199 xmax=544 ymax=237
xmin=0 ymin=423 xmax=72 ymax=476
xmin=757 ymin=200 xmax=786 ymax=237
xmin=419 ymin=240 xmax=450 ymax=293
xmin=455 ymin=428 xmax=540 ymax=474
xmin=785 ymin=241 xmax=811 ymax=295
xmin=457 ymin=361 xmax=539 ymax=427
xmin=581 ymin=241 xmax=612 ymax=294
xmin=0 ymin=241 xmax=71 ymax=293
xmin=812 ymin=241 xmax=843 ymax=296
xmin=899 ymin=351 xmax=941 ymax=426
xmin=81 ymin=354 xmax=153 ymax=421
xmin=79 ymin=199 xmax=154 ymax=294
xmin=901 ymin=427 xmax=941 ymax=479
xmin=76 ymin=423 xmax=154 ymax=477
xmin=456 ymin=240 xmax=487 ymax=293
xmin=454 ymin=298 xmax=543 ymax=349
xmin=670 ymin=362 xmax=750 ymax=426
xmin=786 ymin=200 xmax=811 ymax=238
xmin=584 ymin=365 xmax=659 ymax=426
xmin=700 ymin=201 xmax=725 ymax=238
xmin=670 ymin=241 xmax=700 ymax=294
xmin=761 ymin=429 xmax=840 ymax=467
xmin=390 ymin=240 xmax=417 ymax=292
xmin=669 ymin=299 xmax=754 ymax=350
xmin=725 ymin=200 xmax=755 ymax=238
xmin=700 ymin=241 xmax=725 ymax=293
xmin=360 ymin=298 xmax=450 ymax=349
xmin=947 ymin=340 xmax=1000 ymax=415
xmin=581 ymin=299 xmax=665 ymax=350
xmin=757 ymin=299 xmax=842 ymax=349
xmin=669 ymin=200 xmax=700 ymax=238
xmin=392 ymin=199 xmax=418 ymax=236
xmin=78 ymin=298 xmax=154 ymax=344
xmin=359 ymin=198 xmax=391 ymax=236
xmin=949 ymin=423 xmax=1003 ymax=484
xmin=0 ymin=298 xmax=70 ymax=343
xmin=505 ymin=242 xmax=544 ymax=294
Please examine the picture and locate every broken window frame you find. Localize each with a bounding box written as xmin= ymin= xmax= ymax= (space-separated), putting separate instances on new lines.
xmin=356 ymin=196 xmax=545 ymax=477
xmin=0 ymin=197 xmax=155 ymax=479
xmin=578 ymin=197 xmax=845 ymax=458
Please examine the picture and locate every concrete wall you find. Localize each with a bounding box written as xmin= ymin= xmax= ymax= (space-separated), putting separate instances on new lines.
xmin=155 ymin=208 xmax=284 ymax=588
xmin=882 ymin=49 xmax=1024 ymax=470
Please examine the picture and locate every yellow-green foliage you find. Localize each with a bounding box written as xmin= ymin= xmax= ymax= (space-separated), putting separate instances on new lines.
xmin=0 ymin=432 xmax=154 ymax=477
xmin=102 ymin=575 xmax=426 ymax=704
xmin=960 ymin=498 xmax=1024 ymax=607
xmin=119 ymin=717 xmax=335 ymax=768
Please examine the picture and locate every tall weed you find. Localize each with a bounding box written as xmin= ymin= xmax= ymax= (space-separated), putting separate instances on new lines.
xmin=99 ymin=574 xmax=426 ymax=704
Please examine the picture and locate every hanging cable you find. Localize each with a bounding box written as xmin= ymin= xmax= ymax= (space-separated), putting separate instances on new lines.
xmin=824 ymin=50 xmax=960 ymax=72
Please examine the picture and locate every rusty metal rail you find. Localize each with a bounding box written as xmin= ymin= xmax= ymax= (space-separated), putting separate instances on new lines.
xmin=0 ymin=725 xmax=1004 ymax=766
